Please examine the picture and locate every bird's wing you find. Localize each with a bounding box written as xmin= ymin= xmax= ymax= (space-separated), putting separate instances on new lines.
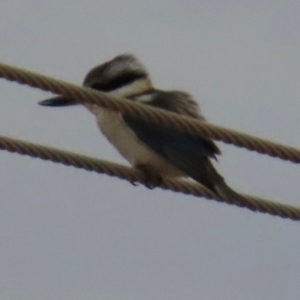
xmin=123 ymin=94 xmax=222 ymax=190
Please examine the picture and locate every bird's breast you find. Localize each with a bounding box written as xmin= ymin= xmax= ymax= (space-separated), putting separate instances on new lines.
xmin=85 ymin=104 xmax=184 ymax=177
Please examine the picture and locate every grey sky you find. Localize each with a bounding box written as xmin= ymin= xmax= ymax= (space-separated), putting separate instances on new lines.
xmin=1 ymin=1 xmax=300 ymax=299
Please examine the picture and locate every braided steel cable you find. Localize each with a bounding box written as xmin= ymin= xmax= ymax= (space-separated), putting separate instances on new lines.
xmin=0 ymin=135 xmax=299 ymax=221
xmin=0 ymin=62 xmax=300 ymax=163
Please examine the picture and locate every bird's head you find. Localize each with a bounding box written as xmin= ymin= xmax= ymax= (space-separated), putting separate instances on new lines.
xmin=39 ymin=54 xmax=153 ymax=107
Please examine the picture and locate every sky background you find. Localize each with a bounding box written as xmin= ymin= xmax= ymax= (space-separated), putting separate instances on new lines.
xmin=1 ymin=1 xmax=300 ymax=299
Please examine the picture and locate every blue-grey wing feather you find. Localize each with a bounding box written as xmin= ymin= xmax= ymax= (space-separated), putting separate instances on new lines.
xmin=123 ymin=91 xmax=222 ymax=189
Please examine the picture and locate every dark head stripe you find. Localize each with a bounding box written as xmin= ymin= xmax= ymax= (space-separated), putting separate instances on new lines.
xmin=90 ymin=71 xmax=147 ymax=92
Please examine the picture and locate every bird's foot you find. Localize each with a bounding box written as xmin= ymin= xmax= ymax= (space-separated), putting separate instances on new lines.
xmin=134 ymin=164 xmax=163 ymax=189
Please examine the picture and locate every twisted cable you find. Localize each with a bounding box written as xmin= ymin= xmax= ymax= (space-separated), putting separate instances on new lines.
xmin=0 ymin=62 xmax=300 ymax=163
xmin=0 ymin=135 xmax=299 ymax=221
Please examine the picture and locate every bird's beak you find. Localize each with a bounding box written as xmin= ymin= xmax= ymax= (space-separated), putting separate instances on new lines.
xmin=38 ymin=95 xmax=78 ymax=107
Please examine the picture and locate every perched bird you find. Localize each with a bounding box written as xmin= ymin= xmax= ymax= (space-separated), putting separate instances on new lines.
xmin=39 ymin=54 xmax=243 ymax=201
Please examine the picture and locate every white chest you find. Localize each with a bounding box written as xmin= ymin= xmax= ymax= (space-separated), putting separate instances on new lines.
xmin=85 ymin=104 xmax=183 ymax=177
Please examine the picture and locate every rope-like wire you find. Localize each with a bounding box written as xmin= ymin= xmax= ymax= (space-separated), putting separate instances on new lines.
xmin=0 ymin=135 xmax=299 ymax=221
xmin=0 ymin=62 xmax=300 ymax=164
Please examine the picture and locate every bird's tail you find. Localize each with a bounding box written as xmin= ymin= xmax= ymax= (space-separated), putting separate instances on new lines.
xmin=214 ymin=180 xmax=250 ymax=208
xmin=202 ymin=160 xmax=249 ymax=207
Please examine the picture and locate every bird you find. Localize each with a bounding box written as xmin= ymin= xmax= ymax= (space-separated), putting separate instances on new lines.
xmin=39 ymin=54 xmax=244 ymax=202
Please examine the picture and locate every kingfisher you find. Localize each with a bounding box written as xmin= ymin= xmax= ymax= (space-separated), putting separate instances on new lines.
xmin=39 ymin=54 xmax=243 ymax=200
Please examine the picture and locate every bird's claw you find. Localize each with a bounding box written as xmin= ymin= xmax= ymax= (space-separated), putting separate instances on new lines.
xmin=132 ymin=164 xmax=163 ymax=189
xmin=130 ymin=180 xmax=139 ymax=186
